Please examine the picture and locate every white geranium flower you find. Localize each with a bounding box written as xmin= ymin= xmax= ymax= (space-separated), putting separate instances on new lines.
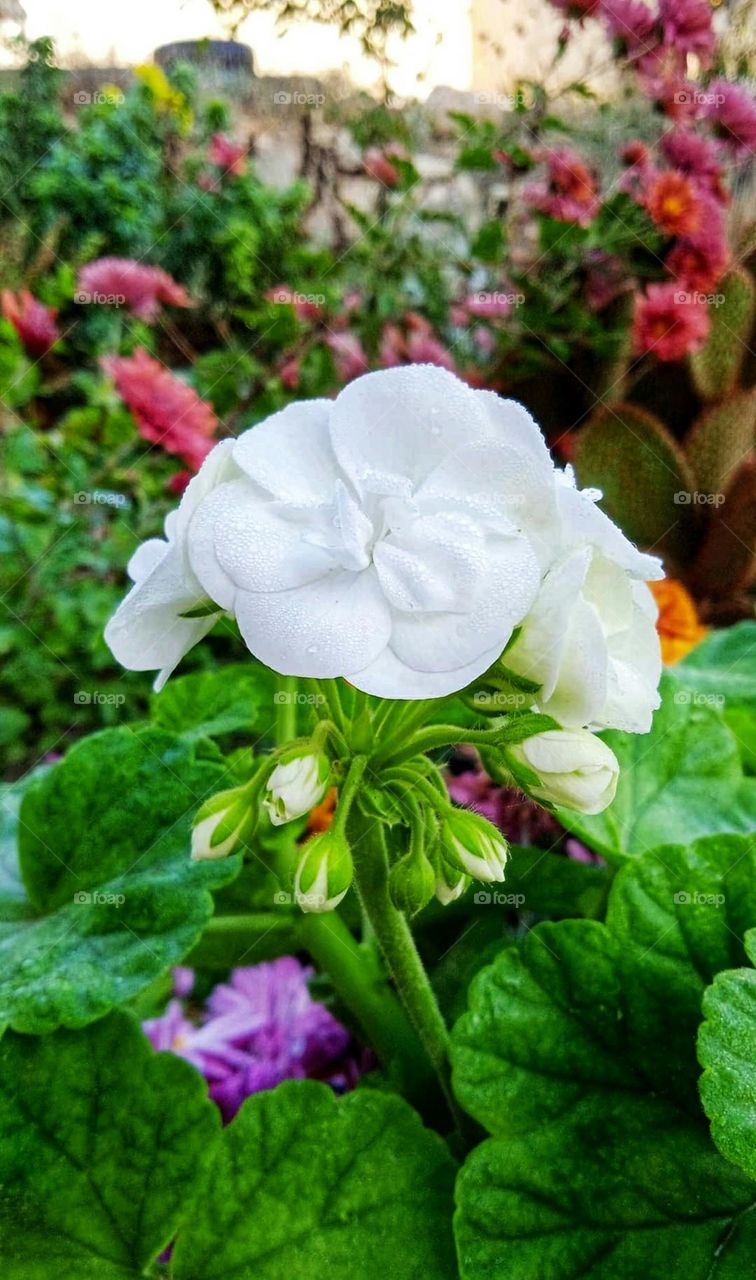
xmin=104 ymin=441 xmax=238 ymax=690
xmin=185 ymin=366 xmax=558 ymax=698
xmin=506 ymin=469 xmax=664 ymax=733
xmin=508 ymin=728 xmax=620 ymax=814
xmin=263 ymin=750 xmax=330 ymax=826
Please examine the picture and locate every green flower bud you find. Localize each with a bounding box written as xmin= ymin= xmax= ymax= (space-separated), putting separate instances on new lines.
xmin=264 ymin=748 xmax=330 ymax=827
xmin=389 ymin=848 xmax=436 ymax=916
xmin=191 ymin=783 xmax=256 ymax=861
xmin=294 ymin=829 xmax=353 ymax=913
xmin=442 ymin=808 xmax=509 ymax=883
xmin=434 ymin=861 xmax=469 ymax=906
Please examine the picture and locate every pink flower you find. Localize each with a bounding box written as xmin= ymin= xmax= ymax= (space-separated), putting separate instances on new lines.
xmin=102 ymin=348 xmax=218 ymax=470
xmin=326 ymin=331 xmax=369 ymax=382
xmin=705 ymin=80 xmax=756 ymax=156
xmin=632 ymin=282 xmax=710 ymax=361
xmin=405 ymin=328 xmax=455 ymax=370
xmin=208 ymin=132 xmax=247 ymax=177
xmin=78 ymin=258 xmax=192 ymax=323
xmin=658 ymin=0 xmax=715 ymax=68
xmin=363 ymin=143 xmax=405 ymax=187
xmin=278 ymin=353 xmax=301 ymax=389
xmin=465 ymin=291 xmax=513 ymax=319
xmin=525 ymin=147 xmax=600 ymax=226
xmin=1 ymin=289 xmax=59 ymax=356
xmin=379 ymin=322 xmax=406 ymax=368
xmin=584 ymin=250 xmax=628 ymax=310
xmin=666 ymin=196 xmax=729 ymax=289
xmin=660 ymin=129 xmax=726 ymax=199
xmin=602 ymin=0 xmax=659 ymax=63
xmin=167 ymin=470 xmax=192 ymax=497
xmin=646 ymin=170 xmax=703 ymax=236
xmin=446 ymin=753 xmax=561 ymax=846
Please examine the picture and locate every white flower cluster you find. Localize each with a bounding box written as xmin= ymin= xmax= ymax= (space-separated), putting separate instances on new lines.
xmin=106 ymin=365 xmax=663 ymax=731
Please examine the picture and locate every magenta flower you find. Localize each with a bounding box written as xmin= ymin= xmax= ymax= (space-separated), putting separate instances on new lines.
xmin=658 ymin=0 xmax=715 ymax=68
xmin=660 ymin=129 xmax=725 ymax=198
xmin=326 ymin=331 xmax=370 ymax=382
xmin=602 ymin=0 xmax=659 ymax=64
xmin=705 ymin=80 xmax=756 ymax=156
xmin=1 ymin=289 xmax=59 ymax=356
xmin=524 ymin=147 xmax=600 ymax=226
xmin=77 ymin=258 xmax=192 ymax=322
xmin=446 ymin=753 xmax=562 ymax=847
xmin=632 ymin=281 xmax=710 ymax=361
xmin=144 ymin=958 xmax=363 ymax=1123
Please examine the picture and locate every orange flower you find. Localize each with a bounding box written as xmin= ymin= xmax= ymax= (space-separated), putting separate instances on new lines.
xmin=646 ymin=171 xmax=702 ymax=237
xmin=305 ymin=786 xmax=337 ymax=835
xmin=649 ymin=578 xmax=707 ymax=664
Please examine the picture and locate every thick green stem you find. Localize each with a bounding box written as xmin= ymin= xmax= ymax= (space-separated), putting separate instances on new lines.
xmin=276 ymin=675 xmax=298 ymax=744
xmin=298 ymin=910 xmax=433 ymax=1103
xmin=347 ymin=807 xmax=465 ymax=1136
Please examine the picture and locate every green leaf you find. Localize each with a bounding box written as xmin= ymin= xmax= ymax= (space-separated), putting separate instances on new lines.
xmin=452 ymin=836 xmax=756 ymax=1279
xmin=698 ymin=929 xmax=756 ymax=1180
xmin=0 ymin=1012 xmax=219 ymax=1279
xmin=670 ymin=622 xmax=756 ymax=772
xmin=172 ymin=1079 xmax=458 ymax=1280
xmin=558 ymin=674 xmax=756 ymax=859
xmin=0 ymin=728 xmax=239 ymax=1032
xmin=150 ymin=662 xmax=274 ymax=742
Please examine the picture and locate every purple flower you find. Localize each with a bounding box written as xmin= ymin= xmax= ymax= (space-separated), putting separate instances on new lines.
xmin=144 ymin=957 xmax=363 ymax=1123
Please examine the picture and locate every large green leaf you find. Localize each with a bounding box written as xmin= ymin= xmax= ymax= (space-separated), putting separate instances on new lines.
xmin=0 ymin=1012 xmax=219 ymax=1279
xmin=671 ymin=622 xmax=756 ymax=771
xmin=172 ymin=1079 xmax=458 ymax=1280
xmin=558 ymin=674 xmax=756 ymax=859
xmin=452 ymin=836 xmax=756 ymax=1279
xmin=150 ymin=662 xmax=275 ymax=742
xmin=698 ymin=929 xmax=756 ymax=1181
xmin=0 ymin=728 xmax=239 ymax=1032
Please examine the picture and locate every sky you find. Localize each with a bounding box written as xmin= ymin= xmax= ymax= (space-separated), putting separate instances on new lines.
xmin=15 ymin=0 xmax=474 ymax=94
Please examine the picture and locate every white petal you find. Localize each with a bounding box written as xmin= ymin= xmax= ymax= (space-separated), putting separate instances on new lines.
xmin=127 ymin=538 xmax=168 ymax=583
xmin=538 ymin=598 xmax=609 ymax=729
xmin=389 ymin=534 xmax=539 ymax=674
xmin=329 ymin=365 xmax=491 ymax=498
xmin=189 ymin=478 xmax=335 ymax=601
xmin=600 ymin=604 xmax=662 ymax=733
xmin=232 ymin=400 xmax=337 ymax=508
xmin=373 ymin=513 xmax=486 ymax=613
xmin=233 ymin=569 xmax=392 ymax=678
xmin=105 ymin=546 xmax=219 ymax=686
xmin=349 ymin=637 xmax=504 ymax=699
xmin=556 ymin=482 xmax=664 ymax=580
xmin=174 ymin=439 xmax=240 ymax=540
xmin=505 ymin=547 xmax=592 ymax=701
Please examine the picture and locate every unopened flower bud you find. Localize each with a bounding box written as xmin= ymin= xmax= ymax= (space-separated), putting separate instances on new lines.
xmin=508 ymin=728 xmax=619 ymax=815
xmin=389 ymin=848 xmax=436 ymax=916
xmin=191 ymin=784 xmax=255 ymax=860
xmin=264 ymin=749 xmax=330 ymax=826
xmin=442 ymin=808 xmax=509 ymax=883
xmin=294 ymin=829 xmax=353 ymax=913
xmin=434 ymin=863 xmax=469 ymax=905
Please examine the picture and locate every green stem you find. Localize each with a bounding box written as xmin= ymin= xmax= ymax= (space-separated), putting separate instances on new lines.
xmin=276 ymin=675 xmax=298 ymax=744
xmin=375 ymin=698 xmax=448 ymax=761
xmin=298 ymin=910 xmax=434 ymax=1104
xmin=347 ymin=807 xmax=465 ymax=1137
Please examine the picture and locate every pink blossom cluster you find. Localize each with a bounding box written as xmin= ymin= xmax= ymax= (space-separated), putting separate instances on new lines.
xmin=77 ymin=257 xmax=192 ymax=323
xmin=102 ymin=347 xmax=218 ymax=470
xmin=1 ymin=289 xmax=60 ymax=356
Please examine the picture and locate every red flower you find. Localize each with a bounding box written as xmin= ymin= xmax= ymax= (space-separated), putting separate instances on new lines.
xmin=632 ymin=282 xmax=710 ymax=361
xmin=208 ymin=132 xmax=248 ymax=177
xmin=1 ymin=289 xmax=59 ymax=356
xmin=525 ymin=147 xmax=600 ymax=226
xmin=363 ymin=144 xmax=405 ymax=187
xmin=103 ymin=349 xmax=218 ymax=470
xmin=326 ymin=331 xmax=369 ymax=383
xmin=646 ymin=170 xmax=702 ymax=236
xmin=78 ymin=258 xmax=192 ymax=323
